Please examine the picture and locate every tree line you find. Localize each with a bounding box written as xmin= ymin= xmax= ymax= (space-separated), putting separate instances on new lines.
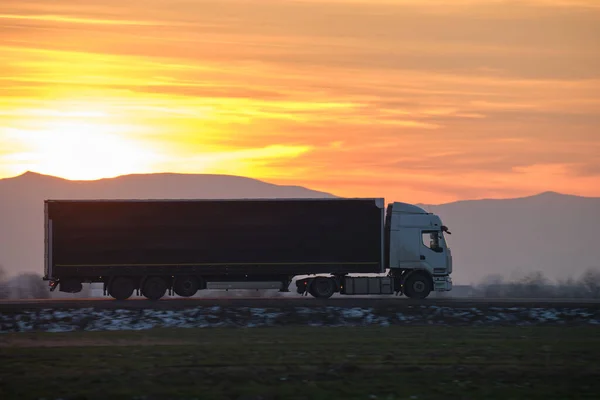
xmin=473 ymin=268 xmax=600 ymax=299
xmin=0 ymin=265 xmax=51 ymax=299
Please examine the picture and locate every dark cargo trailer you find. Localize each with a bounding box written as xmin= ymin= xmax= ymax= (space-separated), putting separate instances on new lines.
xmin=45 ymin=198 xmax=385 ymax=299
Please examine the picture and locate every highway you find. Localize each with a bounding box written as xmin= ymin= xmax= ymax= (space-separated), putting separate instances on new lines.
xmin=2 ymin=296 xmax=600 ymax=311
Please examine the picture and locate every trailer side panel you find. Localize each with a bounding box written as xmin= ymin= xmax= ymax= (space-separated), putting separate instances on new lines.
xmin=47 ymin=198 xmax=383 ymax=278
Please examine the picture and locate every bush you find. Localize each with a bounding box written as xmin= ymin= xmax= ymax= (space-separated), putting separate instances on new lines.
xmin=0 ymin=264 xmax=8 ymax=299
xmin=475 ymin=269 xmax=600 ymax=299
xmin=581 ymin=269 xmax=600 ymax=298
xmin=10 ymin=273 xmax=51 ymax=299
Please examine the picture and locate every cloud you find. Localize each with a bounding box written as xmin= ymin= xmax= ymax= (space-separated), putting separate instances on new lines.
xmin=0 ymin=13 xmax=187 ymax=26
xmin=0 ymin=0 xmax=599 ymax=202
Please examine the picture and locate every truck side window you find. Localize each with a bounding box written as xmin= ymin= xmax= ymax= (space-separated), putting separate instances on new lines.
xmin=422 ymin=231 xmax=443 ymax=253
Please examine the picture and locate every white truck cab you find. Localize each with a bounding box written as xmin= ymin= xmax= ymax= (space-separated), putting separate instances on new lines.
xmin=386 ymin=202 xmax=453 ymax=296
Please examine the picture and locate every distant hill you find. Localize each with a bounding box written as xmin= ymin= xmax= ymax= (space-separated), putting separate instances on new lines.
xmin=0 ymin=172 xmax=598 ymax=286
xmin=0 ymin=171 xmax=335 ymax=277
xmin=418 ymin=192 xmax=600 ymax=284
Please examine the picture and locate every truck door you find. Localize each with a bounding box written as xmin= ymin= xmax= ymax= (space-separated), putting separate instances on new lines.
xmin=420 ymin=230 xmax=447 ymax=272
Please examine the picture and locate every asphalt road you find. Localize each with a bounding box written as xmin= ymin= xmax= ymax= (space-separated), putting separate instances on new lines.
xmin=2 ymin=296 xmax=600 ymax=311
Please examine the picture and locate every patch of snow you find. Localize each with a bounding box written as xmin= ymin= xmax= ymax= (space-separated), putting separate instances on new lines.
xmin=1 ymin=303 xmax=600 ymax=333
xmin=341 ymin=308 xmax=367 ymax=319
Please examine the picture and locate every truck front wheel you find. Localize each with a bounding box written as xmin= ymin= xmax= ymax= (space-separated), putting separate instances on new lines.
xmin=404 ymin=272 xmax=432 ymax=299
xmin=143 ymin=277 xmax=168 ymax=301
xmin=109 ymin=277 xmax=135 ymax=301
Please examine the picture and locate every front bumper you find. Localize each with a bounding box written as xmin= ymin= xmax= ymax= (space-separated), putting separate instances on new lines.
xmin=433 ymin=276 xmax=452 ymax=291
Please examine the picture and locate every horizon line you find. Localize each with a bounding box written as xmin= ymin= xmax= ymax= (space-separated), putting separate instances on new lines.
xmin=1 ymin=170 xmax=598 ymax=204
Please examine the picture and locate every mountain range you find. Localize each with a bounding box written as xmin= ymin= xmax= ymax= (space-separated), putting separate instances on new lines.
xmin=0 ymin=171 xmax=598 ymax=285
xmin=417 ymin=192 xmax=599 ymax=284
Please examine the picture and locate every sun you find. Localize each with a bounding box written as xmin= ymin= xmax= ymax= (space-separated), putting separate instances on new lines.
xmin=6 ymin=117 xmax=161 ymax=180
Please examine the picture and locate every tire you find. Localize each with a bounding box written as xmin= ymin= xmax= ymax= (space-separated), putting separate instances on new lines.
xmin=109 ymin=277 xmax=135 ymax=301
xmin=173 ymin=276 xmax=200 ymax=297
xmin=142 ymin=277 xmax=168 ymax=301
xmin=310 ymin=277 xmax=336 ymax=299
xmin=404 ymin=272 xmax=432 ymax=299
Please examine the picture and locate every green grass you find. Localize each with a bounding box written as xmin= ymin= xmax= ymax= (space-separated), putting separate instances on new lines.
xmin=1 ymin=326 xmax=599 ymax=400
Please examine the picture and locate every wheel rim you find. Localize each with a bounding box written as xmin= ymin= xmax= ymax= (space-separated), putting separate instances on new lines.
xmin=144 ymin=278 xmax=167 ymax=300
xmin=174 ymin=276 xmax=199 ymax=297
xmin=413 ymin=281 xmax=425 ymax=293
xmin=313 ymin=278 xmax=334 ymax=298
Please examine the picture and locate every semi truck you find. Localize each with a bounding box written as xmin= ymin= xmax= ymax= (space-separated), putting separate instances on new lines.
xmin=43 ymin=198 xmax=453 ymax=300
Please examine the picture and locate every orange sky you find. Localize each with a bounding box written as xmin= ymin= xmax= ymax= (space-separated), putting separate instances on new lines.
xmin=1 ymin=0 xmax=599 ymax=204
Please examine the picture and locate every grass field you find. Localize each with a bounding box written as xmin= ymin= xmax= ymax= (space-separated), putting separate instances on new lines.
xmin=1 ymin=326 xmax=599 ymax=400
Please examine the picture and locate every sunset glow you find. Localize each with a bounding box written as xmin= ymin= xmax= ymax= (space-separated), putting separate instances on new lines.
xmin=1 ymin=0 xmax=599 ymax=203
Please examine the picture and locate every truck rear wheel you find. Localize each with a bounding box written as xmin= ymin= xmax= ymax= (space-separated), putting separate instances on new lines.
xmin=143 ymin=277 xmax=168 ymax=301
xmin=109 ymin=277 xmax=135 ymax=301
xmin=310 ymin=277 xmax=335 ymax=299
xmin=173 ymin=276 xmax=200 ymax=297
xmin=404 ymin=272 xmax=432 ymax=299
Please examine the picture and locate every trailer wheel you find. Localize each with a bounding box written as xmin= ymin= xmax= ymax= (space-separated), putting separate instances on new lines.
xmin=142 ymin=277 xmax=168 ymax=301
xmin=404 ymin=272 xmax=432 ymax=299
xmin=310 ymin=277 xmax=335 ymax=299
xmin=173 ymin=276 xmax=200 ymax=297
xmin=109 ymin=277 xmax=135 ymax=301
